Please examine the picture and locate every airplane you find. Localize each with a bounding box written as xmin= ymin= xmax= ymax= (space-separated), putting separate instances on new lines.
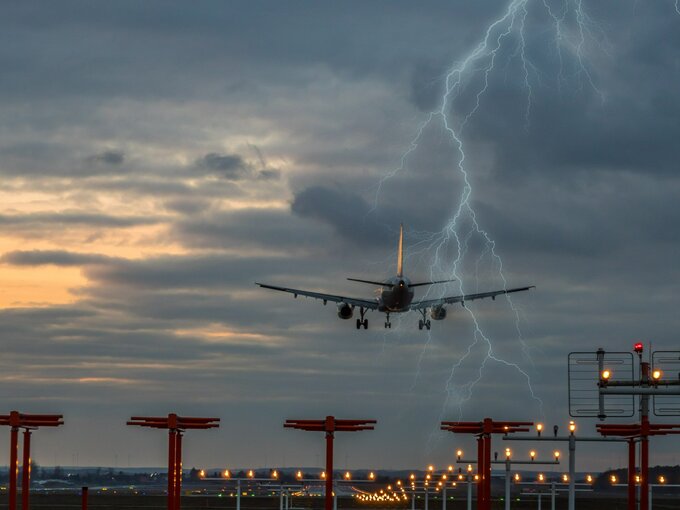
xmin=256 ymin=225 xmax=534 ymax=330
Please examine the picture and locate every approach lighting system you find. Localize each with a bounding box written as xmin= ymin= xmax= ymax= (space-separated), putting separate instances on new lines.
xmin=536 ymin=423 xmax=543 ymax=436
xmin=634 ymin=343 xmax=644 ymax=354
xmin=530 ymin=450 xmax=536 ymax=461
xmin=652 ymin=369 xmax=663 ymax=381
xmin=127 ymin=413 xmax=219 ymax=510
xmin=284 ymin=416 xmax=375 ymax=510
xmin=569 ymin=421 xmax=576 ymax=435
xmin=0 ymin=411 xmax=64 ymax=510
xmin=441 ymin=418 xmax=532 ymax=510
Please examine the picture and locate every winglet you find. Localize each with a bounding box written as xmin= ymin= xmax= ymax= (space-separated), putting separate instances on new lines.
xmin=397 ymin=223 xmax=404 ymax=277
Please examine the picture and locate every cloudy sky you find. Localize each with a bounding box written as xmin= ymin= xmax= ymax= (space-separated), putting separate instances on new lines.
xmin=1 ymin=1 xmax=680 ymax=473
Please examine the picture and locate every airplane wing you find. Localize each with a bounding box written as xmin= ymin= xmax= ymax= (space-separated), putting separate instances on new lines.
xmin=409 ymin=286 xmax=535 ymax=311
xmin=255 ymin=283 xmax=380 ymax=309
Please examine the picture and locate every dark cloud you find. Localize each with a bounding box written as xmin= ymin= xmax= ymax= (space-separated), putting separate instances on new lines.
xmin=198 ymin=153 xmax=249 ymax=180
xmin=291 ymin=185 xmax=392 ymax=246
xmin=409 ymin=59 xmax=446 ymax=112
xmin=0 ymin=211 xmax=161 ymax=229
xmin=195 ymin=152 xmax=281 ymax=182
xmin=87 ymin=149 xmax=125 ymax=166
xmin=171 ymin=209 xmax=327 ymax=251
xmin=0 ymin=0 xmax=679 ymax=470
xmin=257 ymin=168 xmax=280 ymax=180
xmin=1 ymin=250 xmax=111 ymax=266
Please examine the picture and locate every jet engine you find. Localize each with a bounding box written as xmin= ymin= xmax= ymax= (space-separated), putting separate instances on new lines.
xmin=337 ymin=303 xmax=354 ymax=319
xmin=430 ymin=305 xmax=447 ymax=320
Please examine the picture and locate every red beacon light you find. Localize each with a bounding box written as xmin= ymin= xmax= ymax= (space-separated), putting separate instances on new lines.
xmin=634 ymin=343 xmax=644 ymax=354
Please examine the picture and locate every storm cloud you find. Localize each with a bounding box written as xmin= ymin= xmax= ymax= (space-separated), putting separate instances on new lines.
xmin=0 ymin=1 xmax=679 ymax=471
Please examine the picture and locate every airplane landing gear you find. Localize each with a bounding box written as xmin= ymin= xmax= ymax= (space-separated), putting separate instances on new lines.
xmin=418 ymin=310 xmax=431 ymax=330
xmin=384 ymin=313 xmax=391 ymax=329
xmin=356 ymin=307 xmax=368 ymax=329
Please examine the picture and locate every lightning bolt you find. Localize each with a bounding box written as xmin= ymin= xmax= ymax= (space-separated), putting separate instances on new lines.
xmin=370 ymin=0 xmax=623 ymax=431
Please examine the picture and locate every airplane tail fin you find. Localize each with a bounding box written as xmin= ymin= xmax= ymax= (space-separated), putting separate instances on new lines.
xmin=397 ymin=223 xmax=404 ymax=277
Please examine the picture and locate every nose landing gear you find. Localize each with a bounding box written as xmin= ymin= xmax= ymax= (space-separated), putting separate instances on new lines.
xmin=384 ymin=313 xmax=391 ymax=329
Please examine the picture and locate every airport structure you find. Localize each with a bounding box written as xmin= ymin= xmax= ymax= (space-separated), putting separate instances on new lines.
xmin=0 ymin=411 xmax=64 ymax=510
xmin=440 ymin=418 xmax=533 ymax=510
xmin=284 ymin=416 xmax=376 ymax=510
xmin=127 ymin=413 xmax=220 ymax=510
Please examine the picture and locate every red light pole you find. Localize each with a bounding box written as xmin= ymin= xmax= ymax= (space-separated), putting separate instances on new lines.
xmin=441 ymin=418 xmax=532 ymax=510
xmin=284 ymin=416 xmax=376 ymax=510
xmin=0 ymin=411 xmax=64 ymax=510
xmin=597 ymin=344 xmax=680 ymax=510
xmin=597 ymin=421 xmax=680 ymax=510
xmin=127 ymin=414 xmax=220 ymax=510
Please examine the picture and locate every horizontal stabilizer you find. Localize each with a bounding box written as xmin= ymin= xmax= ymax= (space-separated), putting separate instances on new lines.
xmin=347 ymin=278 xmax=393 ymax=287
xmin=409 ymin=279 xmax=456 ymax=288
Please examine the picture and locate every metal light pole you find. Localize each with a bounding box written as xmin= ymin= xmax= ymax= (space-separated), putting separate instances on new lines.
xmin=504 ymin=421 xmax=626 ymax=510
xmin=550 ymin=482 xmax=556 ymax=510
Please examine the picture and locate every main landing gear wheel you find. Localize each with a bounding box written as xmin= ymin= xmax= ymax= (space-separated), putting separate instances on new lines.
xmin=356 ymin=307 xmax=368 ymax=329
xmin=418 ymin=312 xmax=431 ymax=331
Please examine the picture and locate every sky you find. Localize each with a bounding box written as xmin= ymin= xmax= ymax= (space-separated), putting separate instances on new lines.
xmin=1 ymin=1 xmax=680 ymax=473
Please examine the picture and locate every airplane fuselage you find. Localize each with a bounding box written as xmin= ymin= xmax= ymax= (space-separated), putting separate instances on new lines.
xmin=378 ymin=276 xmax=414 ymax=312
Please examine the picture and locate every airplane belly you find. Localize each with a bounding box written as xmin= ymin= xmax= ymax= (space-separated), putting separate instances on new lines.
xmin=380 ymin=288 xmax=413 ymax=312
